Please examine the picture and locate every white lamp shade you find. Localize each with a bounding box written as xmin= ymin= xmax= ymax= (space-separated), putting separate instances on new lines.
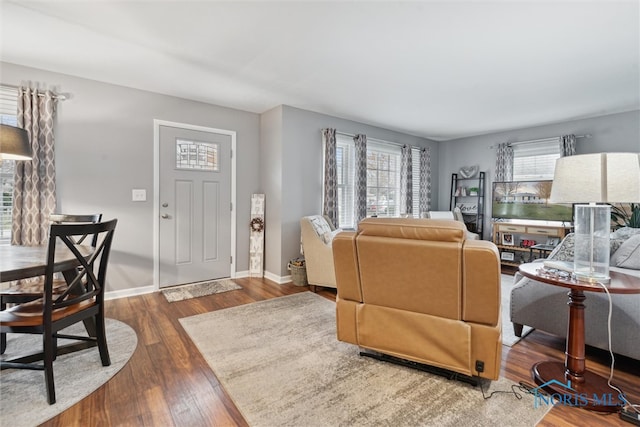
xmin=550 ymin=152 xmax=640 ymax=203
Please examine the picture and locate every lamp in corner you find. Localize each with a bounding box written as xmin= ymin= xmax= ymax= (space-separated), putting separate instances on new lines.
xmin=550 ymin=152 xmax=640 ymax=283
xmin=0 ymin=124 xmax=32 ymax=161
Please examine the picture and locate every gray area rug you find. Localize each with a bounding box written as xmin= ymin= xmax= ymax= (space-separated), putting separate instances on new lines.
xmin=162 ymin=278 xmax=242 ymax=302
xmin=180 ymin=292 xmax=550 ymax=427
xmin=501 ymin=273 xmax=533 ymax=347
xmin=0 ymin=318 xmax=137 ymax=427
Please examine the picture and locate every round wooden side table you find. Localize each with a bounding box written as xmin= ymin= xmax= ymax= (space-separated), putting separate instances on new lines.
xmin=518 ymin=263 xmax=640 ymax=412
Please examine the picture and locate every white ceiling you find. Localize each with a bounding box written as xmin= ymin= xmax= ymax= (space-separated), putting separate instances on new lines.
xmin=1 ymin=1 xmax=638 ymax=141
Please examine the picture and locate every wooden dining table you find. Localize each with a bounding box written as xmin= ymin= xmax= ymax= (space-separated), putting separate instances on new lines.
xmin=0 ymin=244 xmax=93 ymax=283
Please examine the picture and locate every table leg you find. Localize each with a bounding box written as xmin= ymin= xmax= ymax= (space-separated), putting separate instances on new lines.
xmin=566 ymin=289 xmax=586 ymax=382
xmin=532 ymin=289 xmax=625 ymax=412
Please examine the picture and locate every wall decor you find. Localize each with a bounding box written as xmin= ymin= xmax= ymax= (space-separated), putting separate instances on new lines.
xmin=249 ymin=194 xmax=265 ymax=277
xmin=546 ymin=237 xmax=560 ymax=246
xmin=456 ymin=203 xmax=478 ymax=214
xmin=459 ymin=165 xmax=479 ymax=179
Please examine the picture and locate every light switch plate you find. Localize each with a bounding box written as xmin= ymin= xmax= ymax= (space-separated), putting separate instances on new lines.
xmin=132 ymin=189 xmax=146 ymax=202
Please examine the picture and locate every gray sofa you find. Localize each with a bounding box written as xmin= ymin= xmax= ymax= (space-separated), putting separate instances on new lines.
xmin=510 ymin=230 xmax=640 ymax=361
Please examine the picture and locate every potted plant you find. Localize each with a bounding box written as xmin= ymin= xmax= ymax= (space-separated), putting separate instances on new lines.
xmin=611 ymin=203 xmax=640 ymax=229
xmin=468 ymin=187 xmax=479 ymax=196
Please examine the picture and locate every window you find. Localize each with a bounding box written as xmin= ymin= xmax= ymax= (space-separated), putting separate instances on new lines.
xmin=333 ymin=134 xmax=422 ymax=229
xmin=411 ymin=147 xmax=421 ymax=217
xmin=336 ymin=138 xmax=354 ymax=228
xmin=366 ymin=141 xmax=400 ymax=218
xmin=512 ymin=138 xmax=561 ymax=181
xmin=0 ymin=86 xmax=18 ymax=243
xmin=176 ymin=139 xmax=219 ymax=170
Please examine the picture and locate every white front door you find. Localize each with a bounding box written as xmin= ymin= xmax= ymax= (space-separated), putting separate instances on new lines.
xmin=158 ymin=123 xmax=232 ymax=288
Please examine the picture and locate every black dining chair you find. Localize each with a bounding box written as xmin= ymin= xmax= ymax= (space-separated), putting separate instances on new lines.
xmin=0 ymin=218 xmax=117 ymax=404
xmin=0 ymin=214 xmax=102 ymax=354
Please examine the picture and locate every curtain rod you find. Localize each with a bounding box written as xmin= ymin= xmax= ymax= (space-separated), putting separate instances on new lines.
xmin=0 ymin=83 xmax=68 ymax=101
xmin=335 ymin=131 xmax=427 ymax=150
xmin=336 ymin=131 xmax=402 ymax=147
xmin=488 ymin=134 xmax=590 ymax=149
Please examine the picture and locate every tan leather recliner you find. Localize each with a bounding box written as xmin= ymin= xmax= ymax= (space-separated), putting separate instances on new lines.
xmin=332 ymin=218 xmax=502 ymax=380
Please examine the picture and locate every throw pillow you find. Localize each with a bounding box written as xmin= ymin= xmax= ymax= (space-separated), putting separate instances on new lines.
xmin=548 ymin=232 xmax=635 ymax=263
xmin=611 ymin=234 xmax=640 ymax=270
xmin=308 ymin=216 xmax=332 ymax=241
xmin=611 ymin=226 xmax=640 ymax=240
xmin=326 ymin=229 xmax=342 ymax=246
xmin=610 ymin=238 xmax=627 ymax=258
xmin=547 ymin=233 xmax=575 ymax=261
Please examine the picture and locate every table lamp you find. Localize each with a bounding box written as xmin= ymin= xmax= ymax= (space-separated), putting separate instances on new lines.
xmin=0 ymin=124 xmax=32 ymax=160
xmin=550 ymin=152 xmax=640 ymax=283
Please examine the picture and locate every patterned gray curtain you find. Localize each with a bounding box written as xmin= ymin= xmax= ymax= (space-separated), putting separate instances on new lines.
xmin=419 ymin=147 xmax=431 ymax=215
xmin=322 ymin=128 xmax=338 ymax=227
xmin=12 ymin=87 xmax=57 ymax=246
xmin=560 ymin=134 xmax=576 ymax=157
xmin=353 ymin=134 xmax=367 ymax=224
xmin=400 ymin=145 xmax=412 ymax=215
xmin=495 ymin=142 xmax=514 ymax=182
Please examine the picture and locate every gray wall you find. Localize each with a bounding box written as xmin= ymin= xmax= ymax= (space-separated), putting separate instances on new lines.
xmin=6 ymin=60 xmax=635 ymax=287
xmin=259 ymin=106 xmax=284 ymax=279
xmin=1 ymin=62 xmax=261 ymax=292
xmin=266 ymin=105 xmax=438 ymax=277
xmin=437 ymin=110 xmax=640 ymax=236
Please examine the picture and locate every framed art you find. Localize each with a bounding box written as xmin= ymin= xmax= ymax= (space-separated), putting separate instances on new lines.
xmin=501 ymin=251 xmax=515 ymax=261
xmin=546 ymin=237 xmax=560 ymax=246
xmin=501 ymin=233 xmax=514 ymax=246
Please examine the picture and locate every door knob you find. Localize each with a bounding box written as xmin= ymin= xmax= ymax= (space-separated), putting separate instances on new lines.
xmin=162 ymin=203 xmax=168 ymax=207
xmin=161 ymin=213 xmax=169 ymax=219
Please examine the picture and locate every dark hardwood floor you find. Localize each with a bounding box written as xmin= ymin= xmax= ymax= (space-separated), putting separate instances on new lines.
xmin=43 ymin=277 xmax=639 ymax=426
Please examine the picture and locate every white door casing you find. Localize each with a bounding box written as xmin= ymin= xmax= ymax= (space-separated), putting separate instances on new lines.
xmin=153 ymin=120 xmax=236 ymax=289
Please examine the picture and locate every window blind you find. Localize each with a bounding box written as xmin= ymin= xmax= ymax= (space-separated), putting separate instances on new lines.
xmin=0 ymin=86 xmax=18 ymax=119
xmin=0 ymin=86 xmax=18 ymax=243
xmin=411 ymin=147 xmax=420 ymax=217
xmin=513 ymin=138 xmax=560 ymax=181
xmin=336 ymin=134 xmax=355 ymax=228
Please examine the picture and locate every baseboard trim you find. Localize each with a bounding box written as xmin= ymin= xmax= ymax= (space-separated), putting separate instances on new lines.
xmin=233 ymin=270 xmax=250 ymax=278
xmin=264 ymin=270 xmax=291 ymax=285
xmin=105 ymin=270 xmax=285 ymax=300
xmin=105 ymin=285 xmax=155 ymax=301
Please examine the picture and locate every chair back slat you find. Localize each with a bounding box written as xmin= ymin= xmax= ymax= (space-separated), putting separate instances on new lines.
xmin=49 ymin=214 xmax=102 ymax=245
xmin=44 ymin=219 xmax=117 ymax=315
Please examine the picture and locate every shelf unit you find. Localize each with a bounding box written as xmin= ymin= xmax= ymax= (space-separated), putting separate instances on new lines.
xmin=449 ymin=172 xmax=485 ymax=239
xmin=492 ymin=221 xmax=572 ymax=267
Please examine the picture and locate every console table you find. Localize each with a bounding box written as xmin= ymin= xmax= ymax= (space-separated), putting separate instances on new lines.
xmin=519 ymin=263 xmax=640 ymax=412
xmin=493 ymin=222 xmax=570 ymax=268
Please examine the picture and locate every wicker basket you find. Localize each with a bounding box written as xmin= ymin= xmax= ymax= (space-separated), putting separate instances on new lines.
xmin=288 ymin=258 xmax=308 ymax=286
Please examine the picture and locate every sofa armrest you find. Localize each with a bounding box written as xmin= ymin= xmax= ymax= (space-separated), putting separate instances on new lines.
xmin=332 ymin=231 xmax=362 ymax=302
xmin=462 ymin=240 xmax=501 ymax=326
